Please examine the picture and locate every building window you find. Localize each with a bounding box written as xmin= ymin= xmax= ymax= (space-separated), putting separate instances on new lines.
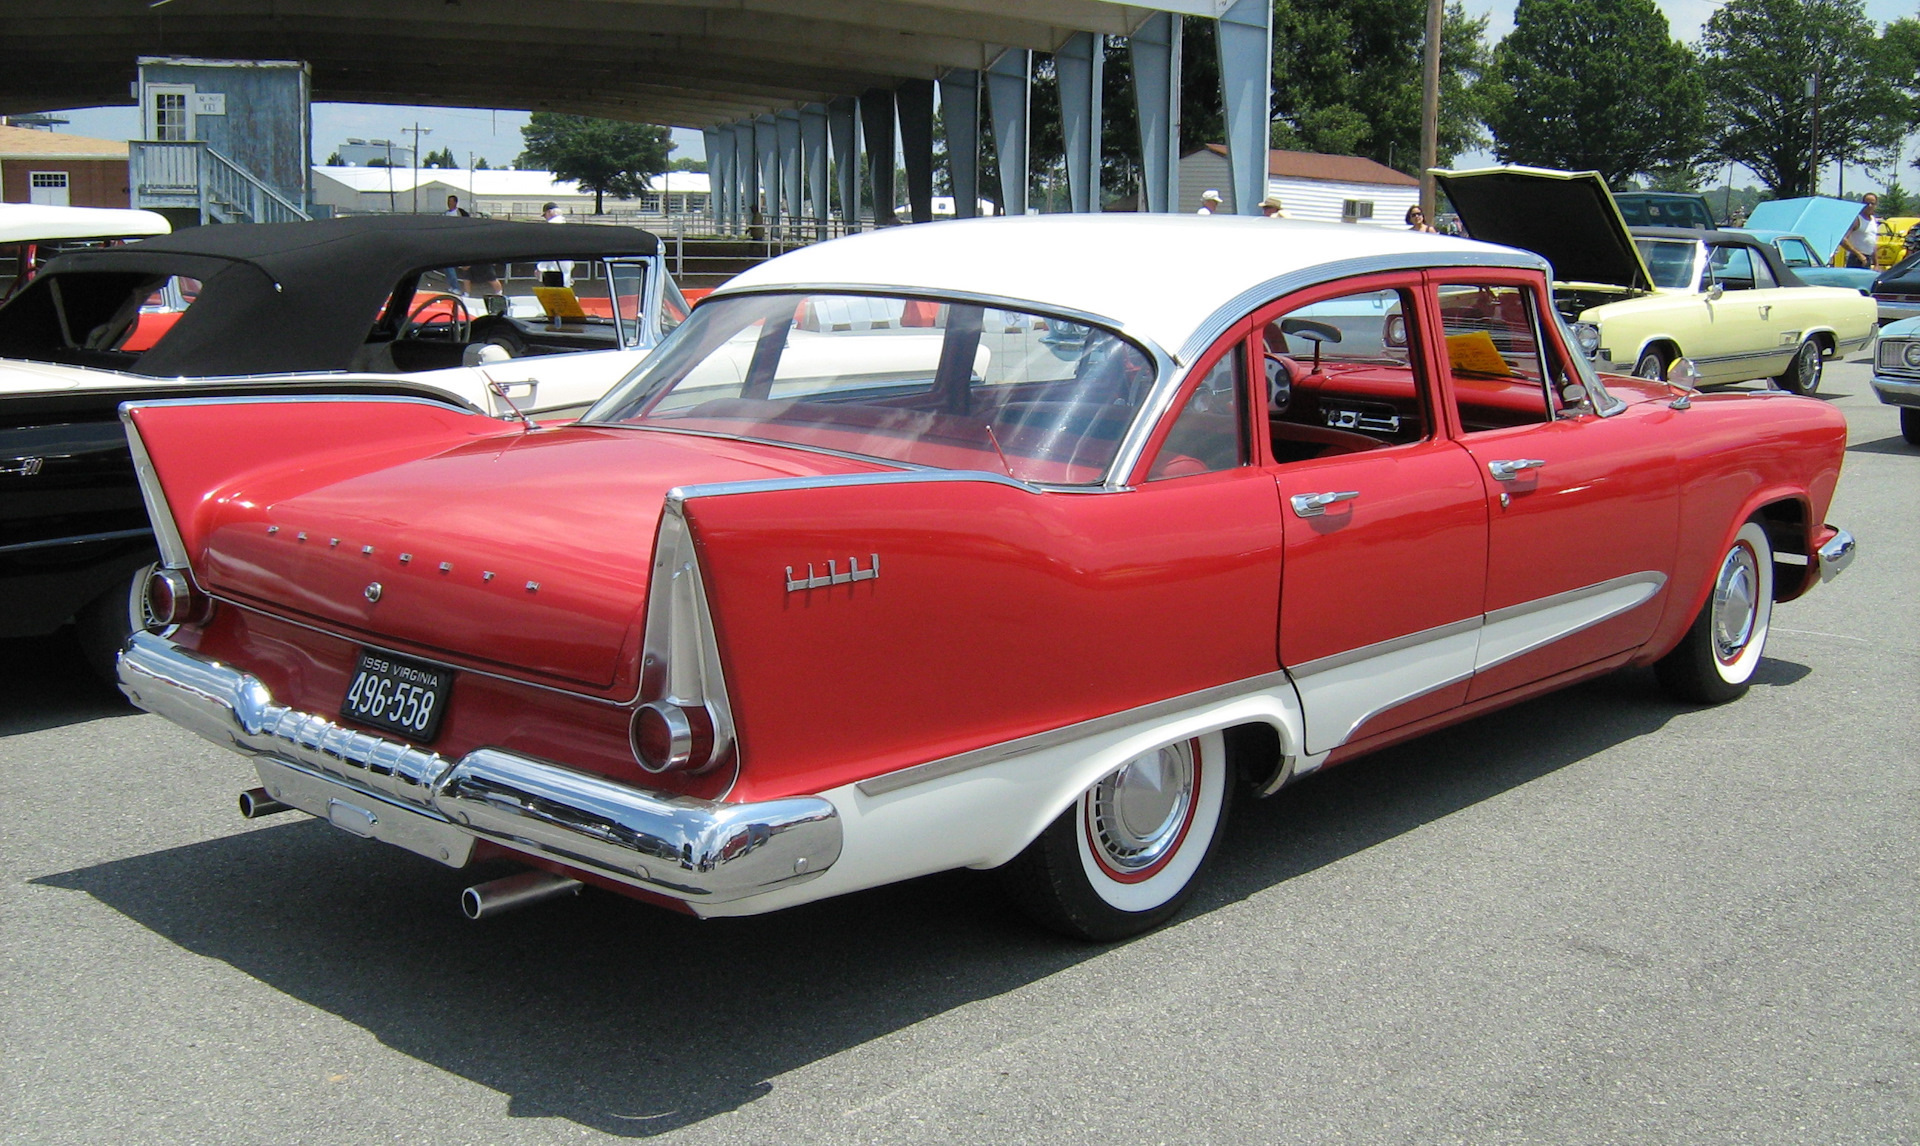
xmin=1341 ymin=199 xmax=1375 ymax=223
xmin=152 ymin=91 xmax=191 ymax=141
xmin=28 ymin=171 xmax=70 ymax=206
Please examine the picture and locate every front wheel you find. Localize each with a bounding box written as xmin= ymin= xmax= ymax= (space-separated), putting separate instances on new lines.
xmin=998 ymin=731 xmax=1231 ymax=941
xmin=1775 ymin=339 xmax=1823 ymax=395
xmin=1901 ymin=407 xmax=1920 ymax=446
xmin=1655 ymin=522 xmax=1773 ymax=704
xmin=1633 ymin=348 xmax=1669 ymax=381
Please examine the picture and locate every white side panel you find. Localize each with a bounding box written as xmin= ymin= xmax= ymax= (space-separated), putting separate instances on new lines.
xmin=1476 ymin=574 xmax=1665 ymax=672
xmin=1292 ymin=625 xmax=1482 ymax=755
xmin=692 ymin=687 xmax=1316 ymax=918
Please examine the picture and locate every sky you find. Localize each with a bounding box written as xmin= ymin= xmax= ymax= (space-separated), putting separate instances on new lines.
xmin=36 ymin=0 xmax=1920 ymax=192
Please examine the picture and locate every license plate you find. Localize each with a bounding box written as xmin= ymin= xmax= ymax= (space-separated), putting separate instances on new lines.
xmin=341 ymin=650 xmax=451 ymax=743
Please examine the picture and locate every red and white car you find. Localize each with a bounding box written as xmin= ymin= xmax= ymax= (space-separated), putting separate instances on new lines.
xmin=118 ymin=215 xmax=1854 ymax=940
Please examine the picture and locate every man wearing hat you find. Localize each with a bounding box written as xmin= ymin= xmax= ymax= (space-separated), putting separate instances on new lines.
xmin=1259 ymin=196 xmax=1286 ymax=218
xmin=1196 ymin=189 xmax=1223 ymax=215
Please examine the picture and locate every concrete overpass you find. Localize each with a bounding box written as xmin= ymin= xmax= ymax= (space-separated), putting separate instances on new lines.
xmin=0 ymin=0 xmax=1276 ymax=224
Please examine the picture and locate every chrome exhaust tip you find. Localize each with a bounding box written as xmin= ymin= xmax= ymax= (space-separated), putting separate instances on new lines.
xmin=460 ymin=871 xmax=583 ymax=921
xmin=238 ymin=787 xmax=293 ymax=819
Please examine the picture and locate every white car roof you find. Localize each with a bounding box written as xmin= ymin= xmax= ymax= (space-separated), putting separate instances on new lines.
xmin=0 ymin=204 xmax=171 ymax=243
xmin=717 ymin=214 xmax=1546 ymax=361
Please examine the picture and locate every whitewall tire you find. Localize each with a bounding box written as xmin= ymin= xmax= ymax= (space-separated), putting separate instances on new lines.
xmin=999 ymin=730 xmax=1231 ymax=940
xmin=1656 ymin=521 xmax=1773 ymax=704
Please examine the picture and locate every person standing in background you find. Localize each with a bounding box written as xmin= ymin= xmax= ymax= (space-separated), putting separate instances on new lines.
xmin=1405 ymin=205 xmax=1436 ymax=233
xmin=1260 ymin=196 xmax=1287 ymax=219
xmin=538 ymin=202 xmax=574 ymax=286
xmin=1841 ymin=193 xmax=1879 ymax=269
xmin=1196 ymin=189 xmax=1222 ymax=215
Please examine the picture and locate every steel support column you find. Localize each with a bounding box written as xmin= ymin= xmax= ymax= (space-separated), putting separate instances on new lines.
xmin=732 ymin=122 xmax=756 ymax=234
xmin=985 ymin=49 xmax=1030 ymax=216
xmin=939 ymin=68 xmax=981 ymax=219
xmin=801 ymin=103 xmax=830 ymax=239
xmin=702 ymin=125 xmax=727 ymax=230
xmin=1216 ymin=0 xmax=1272 ymax=216
xmin=897 ymin=79 xmax=936 ymax=224
xmin=776 ymin=108 xmax=803 ymax=231
xmin=860 ymin=87 xmax=899 ymax=226
xmin=829 ymin=96 xmax=861 ymax=231
xmin=1129 ymin=13 xmax=1182 ymax=214
xmin=1056 ymin=31 xmax=1103 ymax=214
xmin=754 ymin=115 xmax=780 ymax=227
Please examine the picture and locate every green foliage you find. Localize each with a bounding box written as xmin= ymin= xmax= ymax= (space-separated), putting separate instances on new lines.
xmin=668 ymin=156 xmax=708 ymax=172
xmin=324 ymin=151 xmax=343 ymax=166
xmin=1484 ymin=0 xmax=1705 ymax=187
xmin=517 ymin=113 xmax=671 ymax=213
xmin=1879 ymin=182 xmax=1914 ymax=217
xmin=472 ymin=157 xmax=491 ymax=171
xmin=422 ymin=146 xmax=458 ymax=169
xmin=1268 ymin=0 xmax=1491 ymax=172
xmin=1698 ymin=0 xmax=1912 ymax=196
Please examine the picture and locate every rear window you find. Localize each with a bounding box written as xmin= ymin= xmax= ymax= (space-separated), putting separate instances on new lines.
xmin=585 ymin=292 xmax=1160 ymax=485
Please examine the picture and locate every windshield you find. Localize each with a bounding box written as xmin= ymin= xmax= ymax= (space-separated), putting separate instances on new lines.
xmin=1634 ymin=239 xmax=1698 ymax=289
xmin=583 ymin=292 xmax=1159 ymax=485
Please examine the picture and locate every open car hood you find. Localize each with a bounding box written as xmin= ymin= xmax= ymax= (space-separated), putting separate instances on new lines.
xmin=1435 ymin=167 xmax=1654 ymax=292
xmin=1744 ymin=197 xmax=1862 ymax=263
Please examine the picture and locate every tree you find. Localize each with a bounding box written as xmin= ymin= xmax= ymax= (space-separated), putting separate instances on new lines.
xmin=1267 ymin=0 xmax=1492 ymax=172
xmin=1484 ymin=0 xmax=1706 ymax=187
xmin=517 ymin=113 xmax=671 ymax=214
xmin=324 ymin=150 xmax=343 ymax=165
xmin=422 ymin=146 xmax=458 ymax=169
xmin=668 ymin=156 xmax=708 ymax=172
xmin=472 ymin=156 xmax=492 ymax=171
xmin=1698 ymin=0 xmax=1911 ymax=197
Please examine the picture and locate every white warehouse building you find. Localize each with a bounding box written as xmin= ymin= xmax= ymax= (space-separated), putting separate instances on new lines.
xmin=310 ymin=166 xmax=710 ymax=221
xmin=1178 ymin=146 xmax=1420 ymax=227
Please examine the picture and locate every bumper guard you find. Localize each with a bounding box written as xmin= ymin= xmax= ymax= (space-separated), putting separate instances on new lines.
xmin=118 ymin=632 xmax=842 ymax=902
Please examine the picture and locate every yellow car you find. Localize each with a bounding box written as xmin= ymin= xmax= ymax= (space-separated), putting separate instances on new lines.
xmin=1878 ymin=217 xmax=1918 ymax=270
xmin=1438 ymin=167 xmax=1879 ymax=395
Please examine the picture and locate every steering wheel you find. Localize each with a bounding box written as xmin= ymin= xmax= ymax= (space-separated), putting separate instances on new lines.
xmin=404 ymin=292 xmax=472 ymax=342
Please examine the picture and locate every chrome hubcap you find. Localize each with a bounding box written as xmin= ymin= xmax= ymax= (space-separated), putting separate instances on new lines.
xmin=1089 ymin=741 xmax=1195 ymax=874
xmin=1711 ymin=545 xmax=1759 ymax=662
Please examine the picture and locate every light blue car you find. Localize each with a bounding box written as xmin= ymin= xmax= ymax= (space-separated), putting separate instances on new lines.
xmin=1736 ymin=197 xmax=1879 ymax=295
xmin=1871 ymin=314 xmax=1920 ymax=445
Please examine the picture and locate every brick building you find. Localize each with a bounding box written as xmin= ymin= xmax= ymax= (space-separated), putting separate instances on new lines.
xmin=0 ymin=125 xmax=131 ymax=208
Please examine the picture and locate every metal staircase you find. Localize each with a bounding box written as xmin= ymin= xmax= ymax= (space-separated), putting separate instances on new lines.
xmin=130 ymin=141 xmax=310 ymax=225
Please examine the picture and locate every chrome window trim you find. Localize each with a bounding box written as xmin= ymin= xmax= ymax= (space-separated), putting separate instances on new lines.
xmin=0 ymin=526 xmax=154 ymax=556
xmin=665 ymin=467 xmax=1051 ymax=509
xmin=118 ymin=407 xmax=191 ymax=569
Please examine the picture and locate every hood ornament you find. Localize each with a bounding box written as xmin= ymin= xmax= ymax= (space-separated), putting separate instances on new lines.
xmin=364 ymin=582 xmax=383 ymax=603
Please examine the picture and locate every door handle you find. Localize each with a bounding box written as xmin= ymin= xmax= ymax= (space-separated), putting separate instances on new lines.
xmin=1290 ymin=490 xmax=1360 ymax=518
xmin=1488 ymin=458 xmax=1546 ymax=481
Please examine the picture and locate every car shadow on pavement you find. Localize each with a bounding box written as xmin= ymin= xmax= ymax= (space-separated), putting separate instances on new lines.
xmin=1846 ymin=434 xmax=1918 ymax=455
xmin=0 ymin=632 xmax=138 ymax=737
xmin=35 ymin=663 xmax=1708 ymax=1136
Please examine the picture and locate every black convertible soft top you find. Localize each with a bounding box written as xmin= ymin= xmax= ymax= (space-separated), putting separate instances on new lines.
xmin=0 ymin=214 xmax=658 ymax=377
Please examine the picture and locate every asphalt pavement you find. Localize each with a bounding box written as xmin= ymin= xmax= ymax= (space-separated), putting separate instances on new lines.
xmin=2 ymin=356 xmax=1914 ymax=1145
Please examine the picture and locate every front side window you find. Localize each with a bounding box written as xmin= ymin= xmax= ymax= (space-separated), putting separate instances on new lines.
xmin=1436 ymin=282 xmax=1554 ymax=431
xmin=1262 ymin=286 xmax=1430 ymax=460
xmin=586 ymin=292 xmax=1158 ymax=485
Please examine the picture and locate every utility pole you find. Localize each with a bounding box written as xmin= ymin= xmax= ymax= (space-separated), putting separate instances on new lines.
xmin=404 ymin=122 xmax=433 ymax=213
xmin=1806 ymin=73 xmax=1821 ymax=198
xmin=1419 ymin=0 xmax=1443 ymax=218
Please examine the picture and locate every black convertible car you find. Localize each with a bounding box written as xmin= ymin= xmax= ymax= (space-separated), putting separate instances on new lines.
xmin=0 ymin=215 xmax=681 ymax=680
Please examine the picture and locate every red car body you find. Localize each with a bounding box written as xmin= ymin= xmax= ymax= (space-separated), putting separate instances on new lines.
xmin=117 ymin=217 xmax=1854 ymax=938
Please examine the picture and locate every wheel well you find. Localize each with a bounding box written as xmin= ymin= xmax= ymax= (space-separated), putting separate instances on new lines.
xmin=1223 ymin=722 xmax=1285 ymax=794
xmin=1636 ymin=339 xmax=1679 ymax=367
xmin=1810 ymin=330 xmax=1835 ymax=357
xmin=1752 ymin=498 xmax=1813 ymax=601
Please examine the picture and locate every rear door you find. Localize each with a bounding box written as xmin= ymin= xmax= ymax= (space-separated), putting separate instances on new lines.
xmin=1248 ymin=274 xmax=1489 ymax=755
xmin=1429 ymin=269 xmax=1680 ymax=702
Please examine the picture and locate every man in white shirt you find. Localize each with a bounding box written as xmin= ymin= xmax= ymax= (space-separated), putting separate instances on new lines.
xmin=1196 ymin=189 xmax=1222 ymax=215
xmin=537 ymin=202 xmax=573 ymax=285
xmin=1842 ymin=193 xmax=1879 ymax=269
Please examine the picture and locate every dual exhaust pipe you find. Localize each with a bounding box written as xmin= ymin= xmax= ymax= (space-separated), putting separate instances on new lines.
xmin=239 ymin=787 xmax=582 ymax=920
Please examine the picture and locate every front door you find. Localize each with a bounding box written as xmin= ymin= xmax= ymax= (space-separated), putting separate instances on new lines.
xmin=1429 ymin=270 xmax=1681 ymax=701
xmin=1252 ymin=277 xmax=1489 ymax=756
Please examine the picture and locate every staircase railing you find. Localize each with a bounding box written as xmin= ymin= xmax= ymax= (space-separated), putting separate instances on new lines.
xmin=130 ymin=141 xmax=311 ymax=225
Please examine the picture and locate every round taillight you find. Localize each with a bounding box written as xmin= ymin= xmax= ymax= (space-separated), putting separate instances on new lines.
xmin=630 ymin=701 xmax=716 ymax=774
xmin=143 ymin=567 xmax=198 ymax=630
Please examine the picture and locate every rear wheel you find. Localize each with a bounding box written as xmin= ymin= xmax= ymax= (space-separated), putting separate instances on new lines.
xmin=1655 ymin=522 xmax=1773 ymax=704
xmin=1775 ymin=339 xmax=1823 ymax=395
xmin=1901 ymin=407 xmax=1920 ymax=445
xmin=998 ymin=731 xmax=1231 ymax=941
xmin=74 ymin=562 xmax=158 ymax=686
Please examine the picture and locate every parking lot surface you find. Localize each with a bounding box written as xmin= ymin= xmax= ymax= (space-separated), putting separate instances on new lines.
xmin=3 ymin=357 xmax=1914 ymax=1145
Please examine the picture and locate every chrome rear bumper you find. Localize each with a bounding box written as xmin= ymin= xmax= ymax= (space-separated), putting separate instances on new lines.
xmin=1816 ymin=528 xmax=1856 ymax=584
xmin=118 ymin=632 xmax=841 ymax=902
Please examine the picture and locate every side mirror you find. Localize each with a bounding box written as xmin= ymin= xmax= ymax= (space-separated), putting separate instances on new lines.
xmin=1382 ymin=313 xmax=1409 ymax=349
xmin=1668 ymin=357 xmax=1703 ymax=389
xmin=1706 ymin=283 xmax=1725 ymax=301
xmin=483 ymin=294 xmax=510 ymax=316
